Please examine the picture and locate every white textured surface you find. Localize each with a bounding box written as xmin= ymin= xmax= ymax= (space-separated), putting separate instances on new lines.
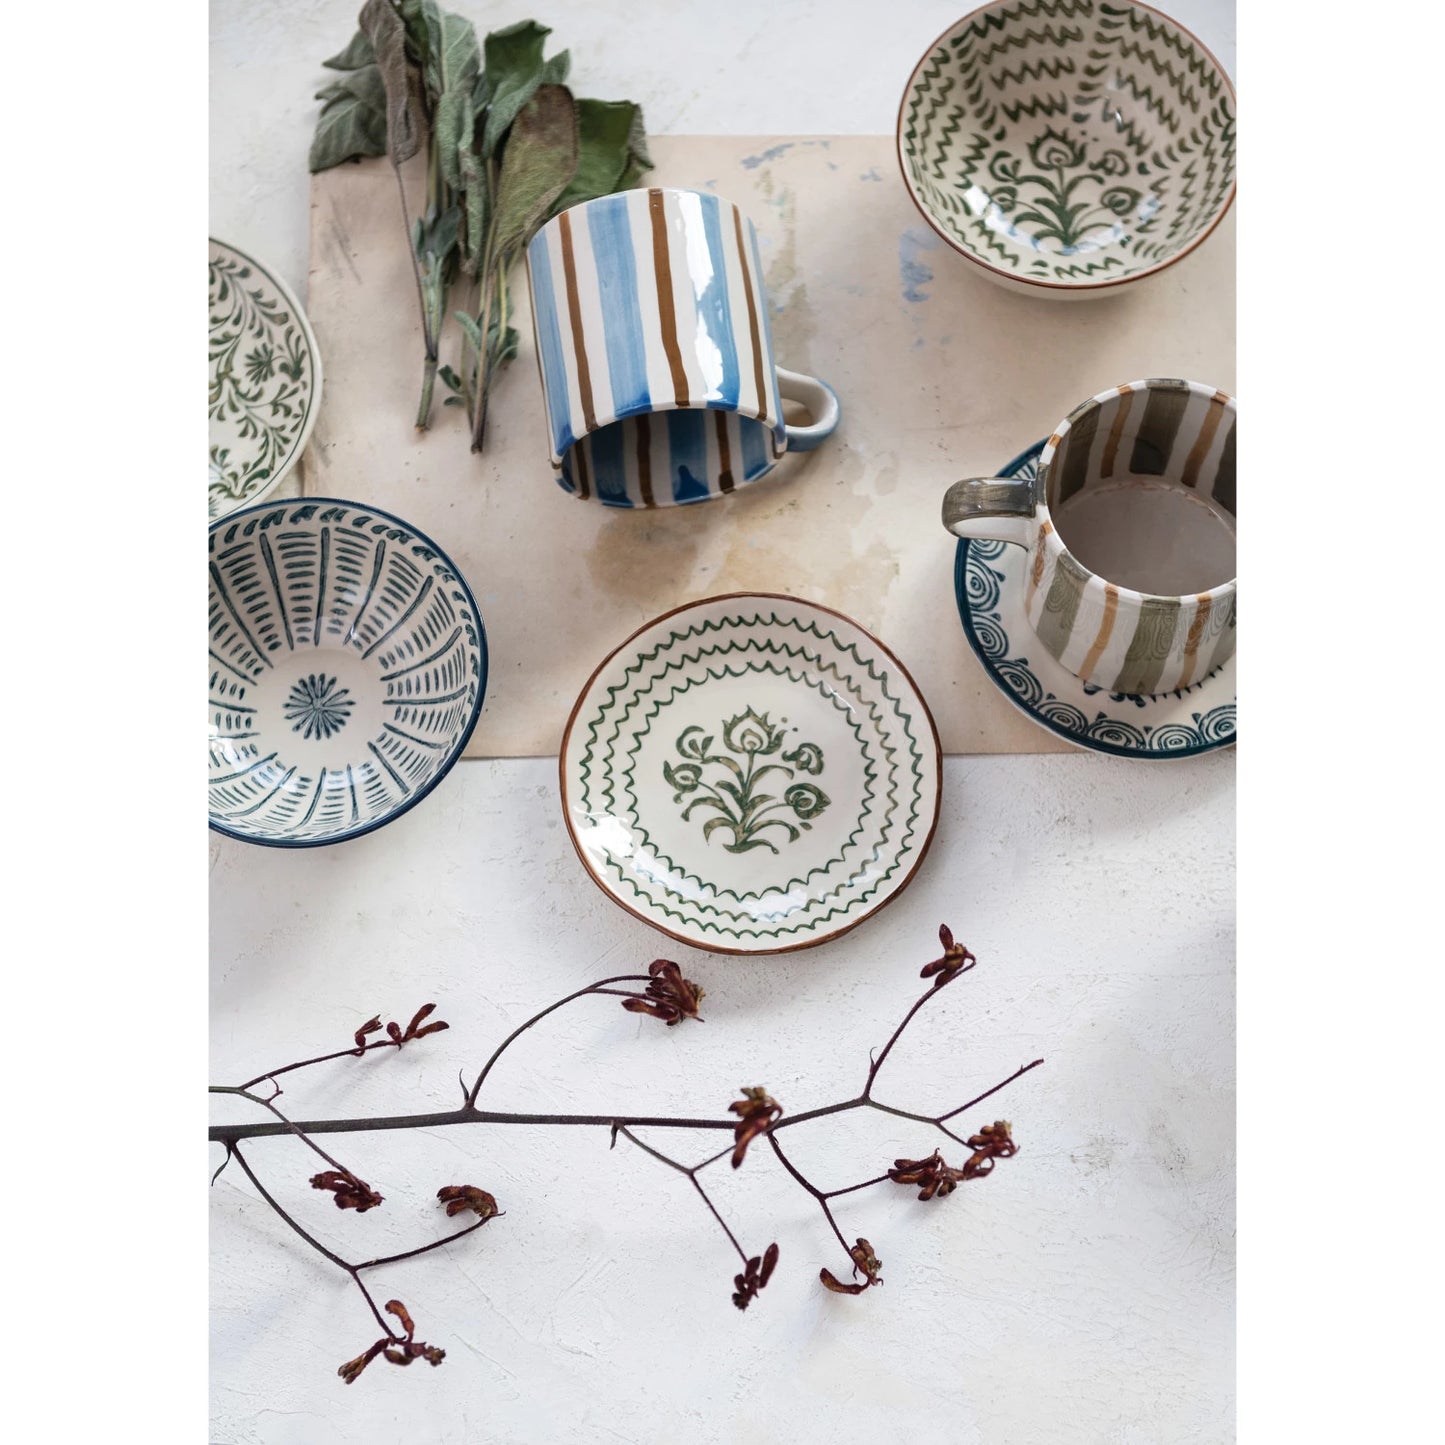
xmin=210 ymin=754 xmax=1234 ymax=1442
xmin=210 ymin=3 xmax=1235 ymax=1439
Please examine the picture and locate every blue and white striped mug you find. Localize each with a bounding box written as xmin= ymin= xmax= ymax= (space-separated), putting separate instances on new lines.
xmin=525 ymin=186 xmax=841 ymax=508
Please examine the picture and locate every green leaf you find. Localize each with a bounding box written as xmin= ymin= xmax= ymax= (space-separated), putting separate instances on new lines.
xmin=360 ymin=0 xmax=427 ymax=163
xmin=480 ymin=19 xmax=551 ymax=158
xmin=420 ymin=1 xmax=481 ymax=190
xmin=309 ymin=74 xmax=388 ymax=172
xmin=322 ymin=30 xmax=375 ymax=71
xmin=488 ymin=322 xmax=519 ymax=366
xmin=313 ymin=64 xmax=388 ymax=113
xmin=491 ymin=84 xmax=579 ymax=258
xmin=458 ymin=144 xmax=490 ymax=276
xmin=555 ymin=99 xmax=652 ymax=212
xmin=453 ymin=310 xmax=485 ymax=352
xmin=416 ymin=203 xmax=460 ymax=260
xmin=540 ymin=50 xmax=571 ymax=85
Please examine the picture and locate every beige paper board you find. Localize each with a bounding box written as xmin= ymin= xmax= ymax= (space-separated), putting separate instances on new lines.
xmin=302 ymin=135 xmax=1235 ymax=758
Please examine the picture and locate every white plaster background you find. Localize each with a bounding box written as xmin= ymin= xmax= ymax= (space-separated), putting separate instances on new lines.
xmin=210 ymin=3 xmax=1236 ymax=1441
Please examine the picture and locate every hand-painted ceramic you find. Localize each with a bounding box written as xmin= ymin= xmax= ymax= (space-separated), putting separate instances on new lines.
xmin=897 ymin=1 xmax=1236 ymax=297
xmin=525 ymin=187 xmax=840 ymax=507
xmin=209 ymin=499 xmax=487 ymax=846
xmin=954 ymin=442 xmax=1234 ymax=758
xmin=209 ymin=239 xmax=323 ymax=521
xmin=943 ymin=379 xmax=1235 ymax=694
xmin=560 ymin=594 xmax=941 ymax=953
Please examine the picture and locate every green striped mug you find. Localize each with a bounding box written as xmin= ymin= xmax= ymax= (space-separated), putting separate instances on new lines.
xmin=943 ymin=380 xmax=1236 ymax=696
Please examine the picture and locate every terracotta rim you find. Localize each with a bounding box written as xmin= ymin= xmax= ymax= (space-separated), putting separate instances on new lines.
xmin=557 ymin=591 xmax=944 ymax=956
xmin=893 ymin=0 xmax=1237 ymax=294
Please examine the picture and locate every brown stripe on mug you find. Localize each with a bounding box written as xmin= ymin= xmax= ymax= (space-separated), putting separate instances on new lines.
xmin=1175 ymin=593 xmax=1213 ymax=690
xmin=635 ymin=412 xmax=655 ymax=508
xmin=1079 ymin=584 xmax=1120 ymax=680
xmin=647 ymin=190 xmax=690 ymax=408
xmin=733 ymin=205 xmax=768 ymax=421
xmin=714 ymin=411 xmax=735 ymax=493
xmin=1181 ymin=390 xmax=1228 ymax=490
xmin=1100 ymin=385 xmax=1135 ymax=478
xmin=557 ymin=211 xmax=597 ymax=435
xmin=1129 ymin=380 xmax=1190 ymax=476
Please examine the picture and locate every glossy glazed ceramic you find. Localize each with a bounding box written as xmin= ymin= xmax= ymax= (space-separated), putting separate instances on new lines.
xmin=525 ymin=188 xmax=840 ymax=506
xmin=559 ymin=594 xmax=941 ymax=952
xmin=897 ymin=1 xmax=1236 ymax=296
xmin=954 ymin=442 xmax=1234 ymax=757
xmin=209 ymin=499 xmax=487 ymax=846
xmin=943 ymin=380 xmax=1236 ymax=694
xmin=208 ymin=239 xmax=323 ymax=520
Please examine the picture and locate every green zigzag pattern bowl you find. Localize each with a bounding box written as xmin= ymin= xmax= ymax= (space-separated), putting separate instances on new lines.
xmin=561 ymin=595 xmax=942 ymax=954
xmin=897 ymin=0 xmax=1236 ymax=294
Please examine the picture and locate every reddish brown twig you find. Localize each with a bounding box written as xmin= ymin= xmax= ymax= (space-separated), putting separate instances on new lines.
xmin=209 ymin=928 xmax=1043 ymax=1383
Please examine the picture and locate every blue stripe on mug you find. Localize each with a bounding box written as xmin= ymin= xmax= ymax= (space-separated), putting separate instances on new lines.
xmin=526 ymin=235 xmax=577 ymax=459
xmin=667 ymin=410 xmax=711 ymax=504
xmin=588 ymin=424 xmax=632 ymax=507
xmin=584 ymin=195 xmax=652 ymax=420
xmin=696 ymin=193 xmax=741 ymax=410
xmin=740 ymin=416 xmax=768 ymax=480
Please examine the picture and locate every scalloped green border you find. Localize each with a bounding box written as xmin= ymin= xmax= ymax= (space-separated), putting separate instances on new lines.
xmin=570 ymin=610 xmax=931 ymax=942
xmin=613 ymin=665 xmax=891 ymax=923
xmin=594 ymin=643 xmax=902 ymax=901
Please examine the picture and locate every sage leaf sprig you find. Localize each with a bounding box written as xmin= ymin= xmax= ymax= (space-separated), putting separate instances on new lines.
xmin=309 ymin=3 xmax=652 ymax=454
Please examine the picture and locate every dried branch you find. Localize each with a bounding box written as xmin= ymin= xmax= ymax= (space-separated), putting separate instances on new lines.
xmin=209 ymin=926 xmax=1044 ymax=1383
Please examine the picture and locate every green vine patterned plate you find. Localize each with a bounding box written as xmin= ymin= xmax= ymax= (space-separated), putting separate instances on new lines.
xmin=954 ymin=441 xmax=1235 ymax=758
xmin=897 ymin=1 xmax=1236 ymax=295
xmin=560 ymin=595 xmax=942 ymax=954
xmin=209 ymin=239 xmax=323 ymax=521
xmin=589 ymin=625 xmax=909 ymax=910
xmin=604 ymin=656 xmax=905 ymax=935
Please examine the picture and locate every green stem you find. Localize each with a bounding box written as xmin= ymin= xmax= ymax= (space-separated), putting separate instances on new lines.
xmin=416 ymin=357 xmax=438 ymax=430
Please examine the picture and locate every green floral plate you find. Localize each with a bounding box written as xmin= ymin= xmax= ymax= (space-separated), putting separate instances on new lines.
xmin=208 ymin=239 xmax=323 ymax=521
xmin=896 ymin=1 xmax=1236 ymax=295
xmin=560 ymin=594 xmax=942 ymax=954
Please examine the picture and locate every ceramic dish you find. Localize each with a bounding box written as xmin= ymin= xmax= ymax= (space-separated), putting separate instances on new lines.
xmin=560 ymin=594 xmax=942 ymax=953
xmin=897 ymin=0 xmax=1236 ymax=296
xmin=208 ymin=238 xmax=323 ymax=521
xmin=954 ymin=443 xmax=1234 ymax=757
xmin=209 ymin=498 xmax=487 ymax=846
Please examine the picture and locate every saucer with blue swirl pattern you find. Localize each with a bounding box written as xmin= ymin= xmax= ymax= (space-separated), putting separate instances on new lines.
xmin=952 ymin=442 xmax=1235 ymax=760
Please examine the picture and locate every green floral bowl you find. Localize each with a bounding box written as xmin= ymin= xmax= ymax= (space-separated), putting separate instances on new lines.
xmin=896 ymin=0 xmax=1236 ymax=296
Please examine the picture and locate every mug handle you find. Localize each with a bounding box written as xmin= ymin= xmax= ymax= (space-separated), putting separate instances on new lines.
xmin=941 ymin=475 xmax=1039 ymax=548
xmin=776 ymin=367 xmax=840 ymax=452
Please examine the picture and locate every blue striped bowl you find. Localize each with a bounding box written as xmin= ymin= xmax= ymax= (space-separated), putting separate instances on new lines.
xmin=209 ymin=499 xmax=488 ymax=847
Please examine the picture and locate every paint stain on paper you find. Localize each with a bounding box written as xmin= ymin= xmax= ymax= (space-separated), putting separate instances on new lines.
xmin=741 ymin=142 xmax=795 ymax=170
xmin=899 ymin=225 xmax=942 ymax=304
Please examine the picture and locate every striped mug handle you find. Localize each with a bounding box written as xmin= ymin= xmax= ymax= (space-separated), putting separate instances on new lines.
xmin=941 ymin=475 xmax=1038 ymax=549
xmin=776 ymin=368 xmax=841 ymax=453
